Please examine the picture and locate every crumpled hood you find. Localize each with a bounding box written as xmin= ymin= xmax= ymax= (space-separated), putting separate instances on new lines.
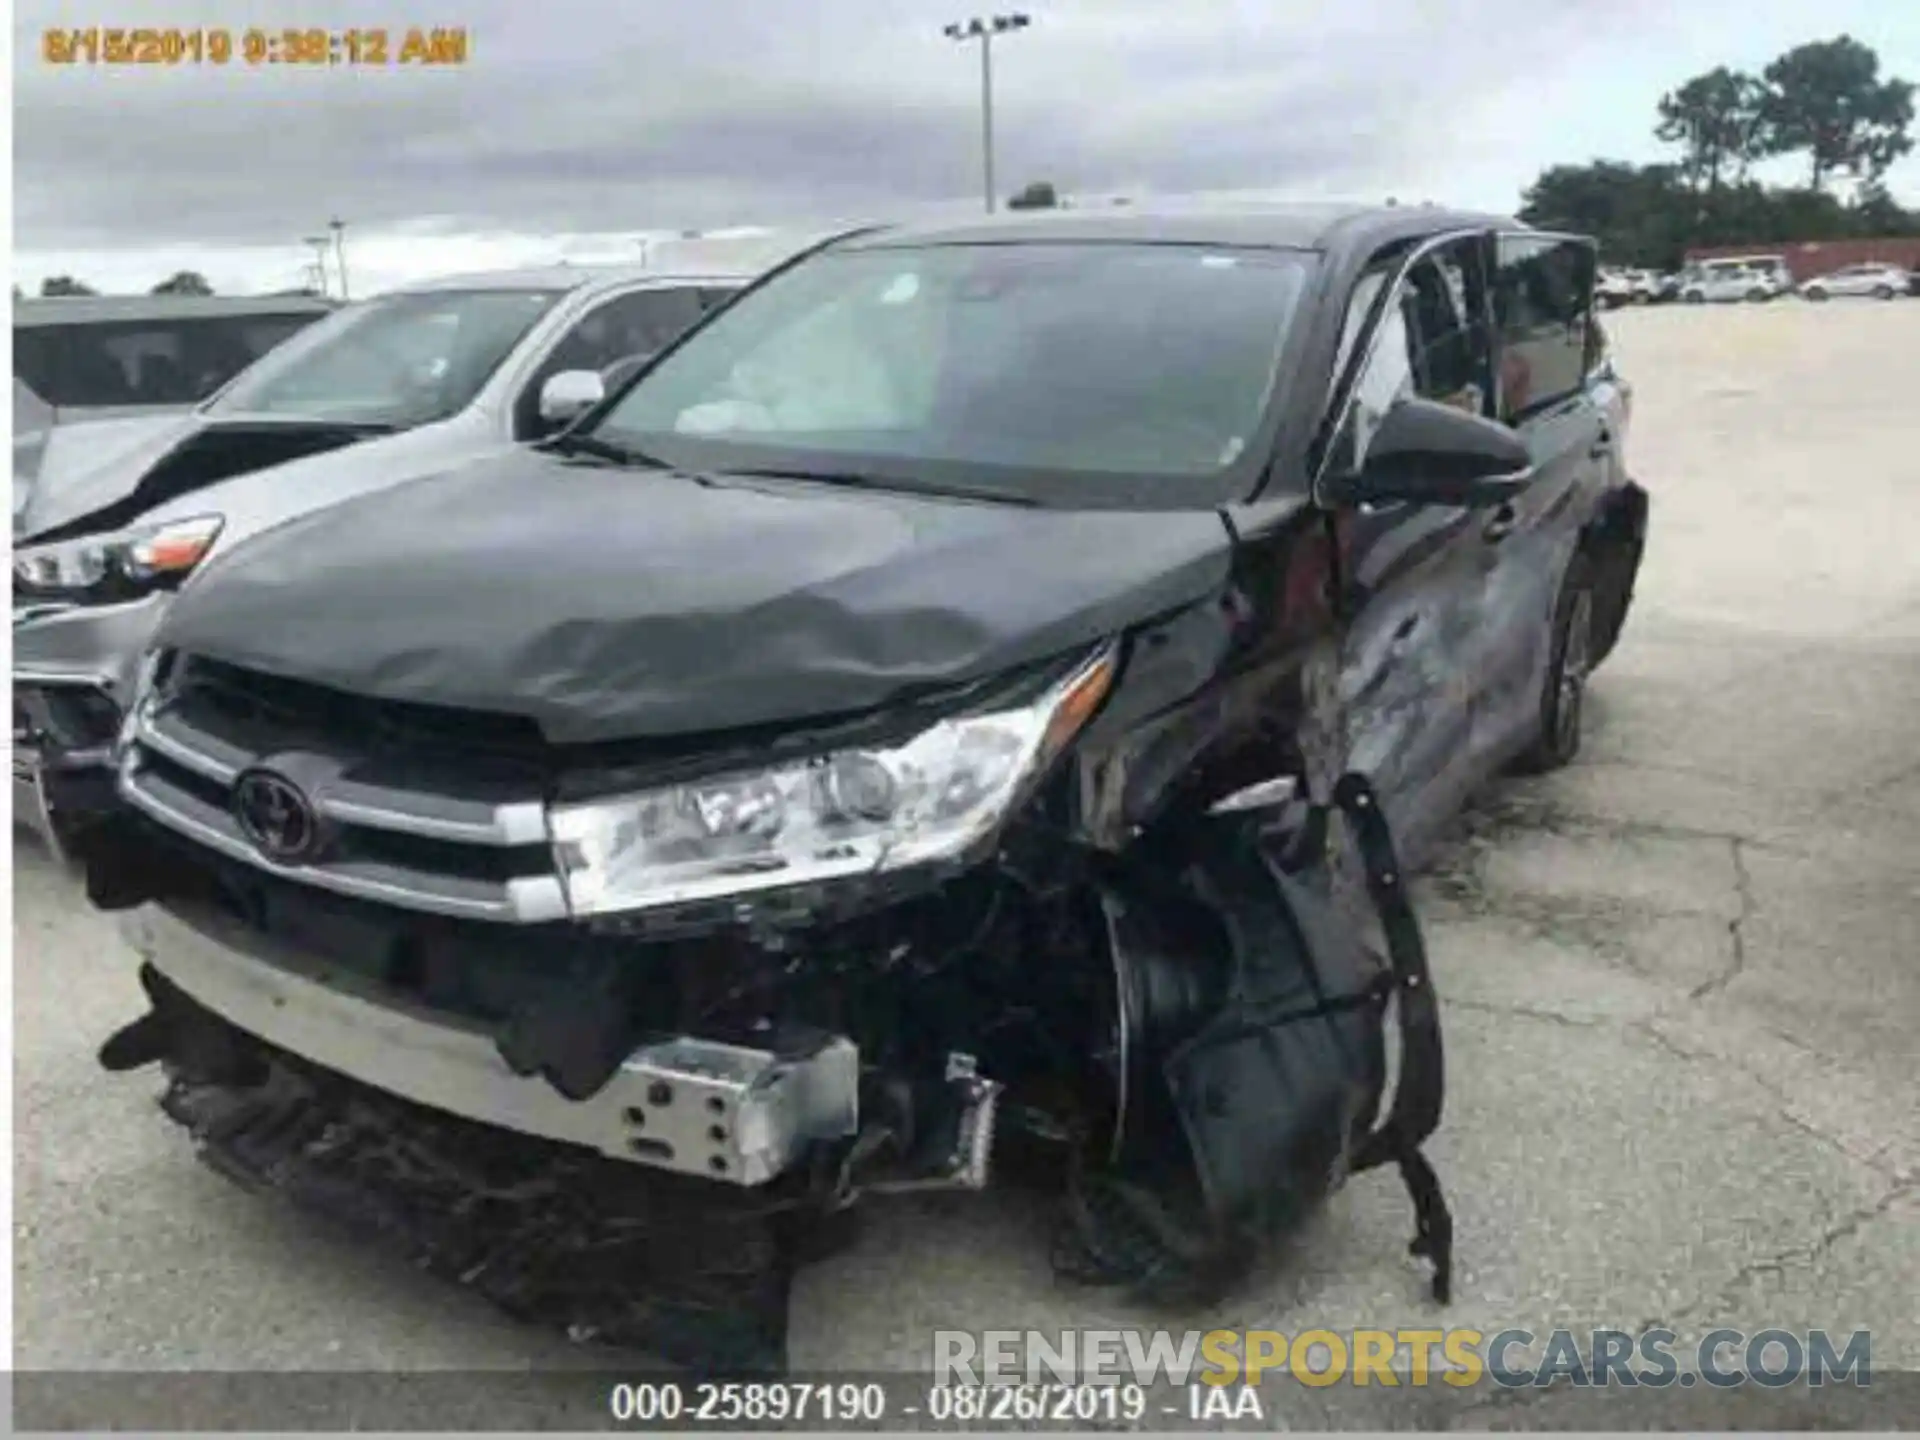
xmin=14 ymin=412 xmax=202 ymax=537
xmin=160 ymin=449 xmax=1244 ymax=744
xmin=14 ymin=411 xmax=422 ymax=545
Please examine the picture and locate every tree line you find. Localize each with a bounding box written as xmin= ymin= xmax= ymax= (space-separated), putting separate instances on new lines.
xmin=1519 ymin=34 xmax=1915 ymax=268
xmin=21 ymin=271 xmax=218 ymax=299
xmin=1006 ymin=36 xmax=1915 ymax=270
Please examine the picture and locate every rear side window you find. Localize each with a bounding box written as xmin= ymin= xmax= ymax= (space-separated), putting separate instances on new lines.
xmin=11 ymin=312 xmax=326 ymax=408
xmin=1492 ymin=235 xmax=1596 ymax=422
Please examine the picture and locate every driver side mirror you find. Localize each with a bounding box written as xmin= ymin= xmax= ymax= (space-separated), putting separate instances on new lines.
xmin=1323 ymin=396 xmax=1533 ymax=509
xmin=537 ymin=369 xmax=605 ymax=428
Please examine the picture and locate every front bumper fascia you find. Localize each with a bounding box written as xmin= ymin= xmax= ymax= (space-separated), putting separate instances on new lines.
xmin=13 ymin=594 xmax=170 ymax=858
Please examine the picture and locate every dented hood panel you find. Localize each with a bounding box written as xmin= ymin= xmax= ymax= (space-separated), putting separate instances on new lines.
xmin=16 ymin=410 xmax=507 ymax=551
xmin=159 ymin=449 xmax=1242 ymax=743
xmin=14 ymin=412 xmax=201 ymax=536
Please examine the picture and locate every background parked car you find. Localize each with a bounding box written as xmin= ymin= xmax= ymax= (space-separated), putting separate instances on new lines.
xmin=1599 ymin=268 xmax=1665 ymax=307
xmin=1799 ymin=262 xmax=1912 ymax=301
xmin=1678 ymin=258 xmax=1788 ymax=303
xmin=12 ymin=262 xmax=760 ymax=860
xmin=1598 ymin=269 xmax=1638 ymax=308
xmin=14 ymin=293 xmax=336 ymax=425
xmin=13 ymin=293 xmax=337 ymax=526
xmin=1626 ymin=269 xmax=1666 ymax=303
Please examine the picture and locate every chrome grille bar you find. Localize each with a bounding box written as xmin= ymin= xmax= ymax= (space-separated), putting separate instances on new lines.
xmin=134 ymin=703 xmax=551 ymax=848
xmin=119 ymin=747 xmax=570 ymax=923
xmin=122 ymin=696 xmax=568 ymax=924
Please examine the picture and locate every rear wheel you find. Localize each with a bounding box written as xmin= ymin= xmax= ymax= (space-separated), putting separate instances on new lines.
xmin=1746 ymin=287 xmax=1769 ymax=302
xmin=1514 ymin=554 xmax=1596 ymax=774
xmin=1683 ymin=290 xmax=1705 ymax=304
xmin=1873 ymin=284 xmax=1895 ymax=300
xmin=1805 ymin=287 xmax=1829 ymax=302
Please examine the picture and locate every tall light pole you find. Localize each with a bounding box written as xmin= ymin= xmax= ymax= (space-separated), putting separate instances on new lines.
xmin=328 ymin=217 xmax=350 ymax=300
xmin=302 ymin=234 xmax=333 ymax=298
xmin=943 ymin=13 xmax=1030 ymax=214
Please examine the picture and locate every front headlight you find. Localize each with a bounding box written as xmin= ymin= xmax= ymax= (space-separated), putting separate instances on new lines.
xmin=13 ymin=514 xmax=224 ymax=602
xmin=551 ymin=643 xmax=1119 ymax=918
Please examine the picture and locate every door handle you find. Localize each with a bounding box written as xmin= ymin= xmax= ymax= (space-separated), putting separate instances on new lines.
xmin=1482 ymin=504 xmax=1518 ymax=542
xmin=1589 ymin=424 xmax=1613 ymax=461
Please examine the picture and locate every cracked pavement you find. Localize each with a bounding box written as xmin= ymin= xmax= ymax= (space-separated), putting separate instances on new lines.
xmin=12 ymin=300 xmax=1919 ymax=1425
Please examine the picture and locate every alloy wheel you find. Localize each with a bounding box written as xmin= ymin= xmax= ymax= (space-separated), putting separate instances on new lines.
xmin=1553 ymin=589 xmax=1594 ymax=757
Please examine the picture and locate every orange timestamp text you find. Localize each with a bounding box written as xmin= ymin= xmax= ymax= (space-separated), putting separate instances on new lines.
xmin=43 ymin=26 xmax=470 ymax=67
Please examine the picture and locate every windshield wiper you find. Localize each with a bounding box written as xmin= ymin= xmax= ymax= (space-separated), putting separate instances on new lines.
xmin=727 ymin=467 xmax=1037 ymax=507
xmin=541 ymin=432 xmax=738 ymax=488
xmin=540 ymin=431 xmax=658 ymax=466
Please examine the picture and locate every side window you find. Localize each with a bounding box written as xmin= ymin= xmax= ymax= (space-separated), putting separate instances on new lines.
xmin=24 ymin=325 xmax=140 ymax=407
xmin=13 ymin=329 xmax=59 ymax=407
xmin=1403 ymin=243 xmax=1493 ymax=418
xmin=516 ymin=287 xmax=710 ymax=437
xmin=98 ymin=325 xmax=194 ymax=404
xmin=1493 ymin=234 xmax=1597 ymax=423
xmin=1323 ymin=238 xmax=1494 ymax=476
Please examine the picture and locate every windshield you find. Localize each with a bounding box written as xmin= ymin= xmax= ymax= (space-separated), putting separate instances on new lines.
xmin=592 ymin=242 xmax=1310 ymax=497
xmin=209 ymin=288 xmax=562 ymax=426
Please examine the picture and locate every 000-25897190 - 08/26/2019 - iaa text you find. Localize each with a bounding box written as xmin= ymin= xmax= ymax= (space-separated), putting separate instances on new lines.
xmin=42 ymin=26 xmax=470 ymax=67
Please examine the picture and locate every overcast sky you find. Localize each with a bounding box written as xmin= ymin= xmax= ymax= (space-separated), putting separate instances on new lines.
xmin=14 ymin=0 xmax=1920 ymax=294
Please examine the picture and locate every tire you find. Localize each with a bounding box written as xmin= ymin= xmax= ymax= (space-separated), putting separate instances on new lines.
xmin=1514 ymin=553 xmax=1597 ymax=774
xmin=1805 ymin=288 xmax=1828 ymax=302
xmin=1683 ymin=290 xmax=1705 ymax=304
xmin=1873 ymin=285 xmax=1895 ymax=300
xmin=1746 ymin=287 xmax=1769 ymax=302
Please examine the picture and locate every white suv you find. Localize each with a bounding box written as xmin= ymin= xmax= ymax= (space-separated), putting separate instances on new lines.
xmin=1799 ymin=263 xmax=1910 ymax=301
xmin=1679 ymin=258 xmax=1788 ymax=304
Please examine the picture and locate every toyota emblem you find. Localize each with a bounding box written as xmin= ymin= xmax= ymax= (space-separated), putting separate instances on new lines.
xmin=232 ymin=769 xmax=322 ymax=864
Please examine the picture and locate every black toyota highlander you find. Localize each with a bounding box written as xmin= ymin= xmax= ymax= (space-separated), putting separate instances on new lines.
xmin=81 ymin=204 xmax=1648 ymax=1370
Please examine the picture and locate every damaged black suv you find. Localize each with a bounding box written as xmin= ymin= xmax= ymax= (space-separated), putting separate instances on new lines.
xmin=86 ymin=205 xmax=1647 ymax=1369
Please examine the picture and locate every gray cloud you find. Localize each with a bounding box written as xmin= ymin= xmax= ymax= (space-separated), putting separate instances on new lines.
xmin=15 ymin=0 xmax=1862 ymax=254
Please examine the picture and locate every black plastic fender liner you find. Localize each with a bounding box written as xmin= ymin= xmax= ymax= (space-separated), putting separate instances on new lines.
xmin=1158 ymin=816 xmax=1391 ymax=1239
xmin=1069 ymin=772 xmax=1452 ymax=1305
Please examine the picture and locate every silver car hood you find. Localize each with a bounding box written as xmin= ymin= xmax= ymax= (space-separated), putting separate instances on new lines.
xmin=131 ymin=416 xmax=510 ymax=560
xmin=14 ymin=409 xmax=503 ymax=554
xmin=15 ymin=412 xmax=209 ymax=538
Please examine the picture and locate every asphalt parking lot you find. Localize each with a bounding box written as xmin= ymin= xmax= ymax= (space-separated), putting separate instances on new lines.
xmin=13 ymin=299 xmax=1919 ymax=1421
